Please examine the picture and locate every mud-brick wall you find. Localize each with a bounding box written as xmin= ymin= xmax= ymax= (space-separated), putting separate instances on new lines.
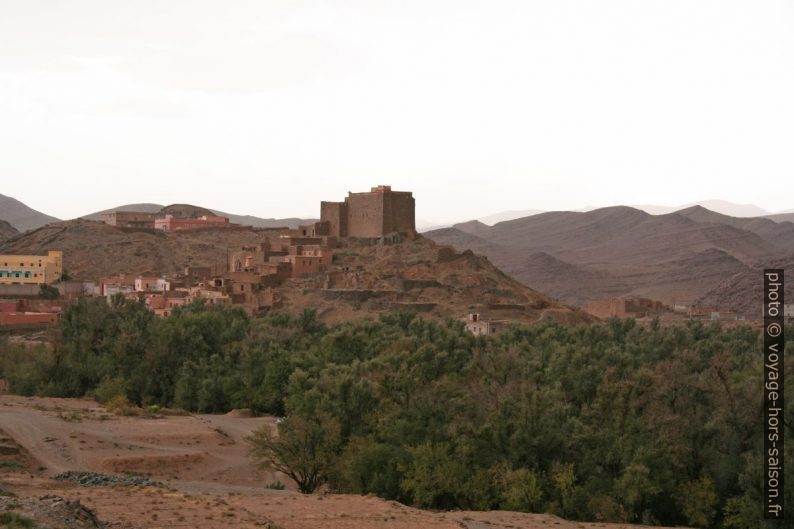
xmin=383 ymin=192 xmax=415 ymax=234
xmin=320 ymin=201 xmax=348 ymax=237
xmin=346 ymin=193 xmax=385 ymax=238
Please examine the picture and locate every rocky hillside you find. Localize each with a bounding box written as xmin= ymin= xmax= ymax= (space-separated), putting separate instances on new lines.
xmin=0 ymin=219 xmax=588 ymax=324
xmin=0 ymin=220 xmax=268 ymax=279
xmin=0 ymin=220 xmax=18 ymax=242
xmin=276 ymin=235 xmax=589 ymax=324
xmin=427 ymin=206 xmax=794 ymax=310
xmin=697 ymin=257 xmax=794 ymax=316
xmin=0 ymin=194 xmax=60 ymax=232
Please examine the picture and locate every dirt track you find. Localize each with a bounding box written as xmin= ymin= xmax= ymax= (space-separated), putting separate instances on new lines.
xmin=0 ymin=395 xmax=685 ymax=529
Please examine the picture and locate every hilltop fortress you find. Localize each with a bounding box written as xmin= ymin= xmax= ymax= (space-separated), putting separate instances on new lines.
xmin=320 ymin=185 xmax=415 ymax=238
xmin=87 ymin=186 xmax=418 ymax=316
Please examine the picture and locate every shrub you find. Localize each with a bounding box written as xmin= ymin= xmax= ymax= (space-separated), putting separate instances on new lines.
xmin=92 ymin=377 xmax=128 ymax=404
xmin=105 ymin=395 xmax=142 ymax=416
xmin=0 ymin=512 xmax=37 ymax=529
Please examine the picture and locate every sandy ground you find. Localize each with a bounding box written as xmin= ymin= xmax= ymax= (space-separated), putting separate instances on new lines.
xmin=0 ymin=395 xmax=686 ymax=529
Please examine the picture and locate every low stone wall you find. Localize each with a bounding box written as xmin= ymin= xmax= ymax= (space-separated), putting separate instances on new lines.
xmin=0 ymin=281 xmax=94 ymax=298
xmin=321 ymin=289 xmax=394 ymax=302
xmin=397 ymin=278 xmax=443 ymax=291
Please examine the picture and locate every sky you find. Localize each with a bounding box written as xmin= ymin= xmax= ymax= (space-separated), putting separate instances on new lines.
xmin=1 ymin=1 xmax=793 ymax=224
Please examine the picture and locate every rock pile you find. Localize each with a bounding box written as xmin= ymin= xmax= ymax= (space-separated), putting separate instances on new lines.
xmin=54 ymin=470 xmax=161 ymax=488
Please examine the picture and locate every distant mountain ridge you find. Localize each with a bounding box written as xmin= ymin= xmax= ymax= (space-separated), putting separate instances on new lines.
xmin=80 ymin=203 xmax=317 ymax=230
xmin=0 ymin=194 xmax=60 ymax=232
xmin=419 ymin=200 xmax=792 ymax=231
xmin=426 ymin=205 xmax=794 ymax=310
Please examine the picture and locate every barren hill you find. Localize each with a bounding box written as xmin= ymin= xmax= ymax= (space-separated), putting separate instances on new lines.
xmin=675 ymin=205 xmax=794 ymax=250
xmin=158 ymin=203 xmax=216 ymax=218
xmin=274 ymin=235 xmax=588 ymax=324
xmin=426 ymin=206 xmax=794 ymax=309
xmin=0 ymin=220 xmax=18 ymax=242
xmin=81 ymin=202 xmax=316 ymax=229
xmin=80 ymin=203 xmax=163 ymax=220
xmin=0 ymin=193 xmax=60 ymax=232
xmin=0 ymin=219 xmax=279 ymax=279
xmin=697 ymin=257 xmax=794 ymax=316
xmin=764 ymin=212 xmax=794 ymax=223
xmin=0 ymin=219 xmax=587 ymax=324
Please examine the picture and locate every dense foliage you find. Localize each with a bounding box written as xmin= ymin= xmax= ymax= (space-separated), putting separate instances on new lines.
xmin=1 ymin=297 xmax=791 ymax=528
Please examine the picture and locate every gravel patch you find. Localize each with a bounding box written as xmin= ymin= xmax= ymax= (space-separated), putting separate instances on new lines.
xmin=54 ymin=471 xmax=162 ymax=488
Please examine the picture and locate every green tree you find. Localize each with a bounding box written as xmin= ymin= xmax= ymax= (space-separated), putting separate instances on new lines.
xmin=247 ymin=415 xmax=341 ymax=493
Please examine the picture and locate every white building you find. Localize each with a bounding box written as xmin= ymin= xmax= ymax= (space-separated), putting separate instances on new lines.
xmin=464 ymin=313 xmax=506 ymax=336
xmin=134 ymin=276 xmax=170 ymax=292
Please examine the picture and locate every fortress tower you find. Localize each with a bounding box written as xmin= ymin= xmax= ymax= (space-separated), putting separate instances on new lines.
xmin=320 ymin=185 xmax=415 ymax=238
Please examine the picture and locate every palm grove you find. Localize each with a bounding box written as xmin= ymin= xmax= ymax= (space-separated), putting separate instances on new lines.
xmin=1 ymin=297 xmax=791 ymax=528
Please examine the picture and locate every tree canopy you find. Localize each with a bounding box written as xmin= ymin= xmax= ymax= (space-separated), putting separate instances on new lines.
xmin=2 ymin=300 xmax=791 ymax=528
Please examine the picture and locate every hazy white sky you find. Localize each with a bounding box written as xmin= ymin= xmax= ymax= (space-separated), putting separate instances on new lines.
xmin=1 ymin=1 xmax=793 ymax=223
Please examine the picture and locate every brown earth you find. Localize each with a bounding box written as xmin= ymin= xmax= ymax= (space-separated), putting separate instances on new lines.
xmin=0 ymin=219 xmax=590 ymax=325
xmin=0 ymin=219 xmax=18 ymax=243
xmin=274 ymin=235 xmax=591 ymax=324
xmin=696 ymin=256 xmax=794 ymax=317
xmin=426 ymin=205 xmax=794 ymax=311
xmin=0 ymin=395 xmax=685 ymax=529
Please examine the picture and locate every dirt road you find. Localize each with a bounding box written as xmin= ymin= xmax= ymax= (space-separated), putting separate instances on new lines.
xmin=0 ymin=395 xmax=685 ymax=529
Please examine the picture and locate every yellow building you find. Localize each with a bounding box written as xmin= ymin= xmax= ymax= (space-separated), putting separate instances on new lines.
xmin=0 ymin=251 xmax=63 ymax=284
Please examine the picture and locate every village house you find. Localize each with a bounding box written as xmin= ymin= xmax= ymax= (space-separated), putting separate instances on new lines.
xmin=0 ymin=251 xmax=63 ymax=285
xmin=154 ymin=214 xmax=234 ymax=232
xmin=183 ymin=266 xmax=213 ymax=286
xmin=99 ymin=275 xmax=136 ymax=298
xmin=583 ymin=297 xmax=666 ymax=319
xmin=464 ymin=313 xmax=506 ymax=336
xmin=134 ymin=276 xmax=170 ymax=292
xmin=100 ymin=211 xmax=155 ymax=229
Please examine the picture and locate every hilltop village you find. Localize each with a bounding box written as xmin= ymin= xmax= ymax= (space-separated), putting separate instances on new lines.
xmin=2 ymin=186 xmax=574 ymax=332
xmin=1 ymin=186 xmax=410 ymax=313
xmin=1 ymin=186 xmax=791 ymax=333
xmin=96 ymin=185 xmax=418 ymax=316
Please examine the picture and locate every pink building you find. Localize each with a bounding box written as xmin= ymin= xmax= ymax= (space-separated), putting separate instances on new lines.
xmin=154 ymin=215 xmax=232 ymax=232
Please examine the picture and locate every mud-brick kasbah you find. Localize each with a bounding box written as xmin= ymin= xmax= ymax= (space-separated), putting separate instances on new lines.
xmin=0 ymin=186 xmax=429 ymax=328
